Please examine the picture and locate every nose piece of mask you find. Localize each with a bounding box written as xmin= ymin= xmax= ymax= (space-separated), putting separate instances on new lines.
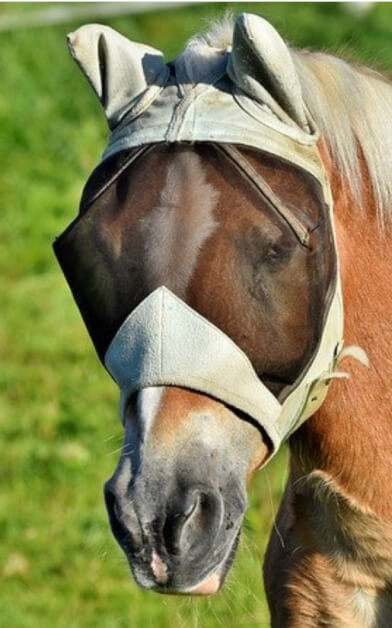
xmin=104 ymin=285 xmax=369 ymax=464
xmin=104 ymin=286 xmax=283 ymax=452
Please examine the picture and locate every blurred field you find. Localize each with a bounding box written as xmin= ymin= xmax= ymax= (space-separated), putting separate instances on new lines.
xmin=1 ymin=2 xmax=392 ymax=627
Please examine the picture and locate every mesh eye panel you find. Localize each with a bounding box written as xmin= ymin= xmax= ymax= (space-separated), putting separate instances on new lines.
xmin=53 ymin=142 xmax=335 ymax=381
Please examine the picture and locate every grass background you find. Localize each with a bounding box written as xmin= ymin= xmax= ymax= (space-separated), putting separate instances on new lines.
xmin=1 ymin=2 xmax=392 ymax=626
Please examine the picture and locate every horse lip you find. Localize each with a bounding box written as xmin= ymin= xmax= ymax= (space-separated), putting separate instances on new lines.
xmin=180 ymin=572 xmax=221 ymax=595
xmin=149 ymin=573 xmax=221 ymax=596
xmin=130 ymin=525 xmax=242 ymax=595
xmin=142 ymin=565 xmax=223 ymax=596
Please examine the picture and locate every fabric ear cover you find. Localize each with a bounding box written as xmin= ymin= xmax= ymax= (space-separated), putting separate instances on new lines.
xmin=227 ymin=13 xmax=309 ymax=131
xmin=67 ymin=24 xmax=169 ymax=129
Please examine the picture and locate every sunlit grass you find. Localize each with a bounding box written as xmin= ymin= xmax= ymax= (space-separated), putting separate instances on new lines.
xmin=1 ymin=2 xmax=391 ymax=625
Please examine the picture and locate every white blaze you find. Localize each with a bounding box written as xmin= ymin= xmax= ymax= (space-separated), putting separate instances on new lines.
xmin=137 ymin=386 xmax=165 ymax=435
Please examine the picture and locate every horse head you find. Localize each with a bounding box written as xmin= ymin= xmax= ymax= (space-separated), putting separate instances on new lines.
xmin=54 ymin=14 xmax=364 ymax=595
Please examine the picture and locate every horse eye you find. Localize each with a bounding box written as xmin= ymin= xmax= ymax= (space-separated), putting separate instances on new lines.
xmin=267 ymin=243 xmax=283 ymax=258
xmin=264 ymin=239 xmax=294 ymax=267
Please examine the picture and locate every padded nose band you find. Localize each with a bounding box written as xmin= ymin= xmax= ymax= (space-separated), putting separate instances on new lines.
xmin=104 ymin=286 xmax=282 ymax=450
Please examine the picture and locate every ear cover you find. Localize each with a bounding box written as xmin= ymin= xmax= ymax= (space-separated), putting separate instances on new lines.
xmin=227 ymin=13 xmax=309 ymax=131
xmin=67 ymin=24 xmax=169 ymax=129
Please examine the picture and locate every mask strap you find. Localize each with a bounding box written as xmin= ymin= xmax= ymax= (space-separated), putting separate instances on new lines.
xmin=318 ymin=343 xmax=369 ymax=383
xmin=213 ymin=143 xmax=310 ymax=246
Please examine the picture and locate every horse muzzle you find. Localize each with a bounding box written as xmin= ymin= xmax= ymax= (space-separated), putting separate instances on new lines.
xmin=104 ymin=470 xmax=246 ymax=594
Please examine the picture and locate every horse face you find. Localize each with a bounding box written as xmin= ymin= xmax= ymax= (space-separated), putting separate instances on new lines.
xmin=56 ymin=142 xmax=332 ymax=592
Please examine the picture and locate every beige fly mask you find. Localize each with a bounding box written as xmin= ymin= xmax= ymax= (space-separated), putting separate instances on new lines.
xmin=54 ymin=14 xmax=368 ymax=462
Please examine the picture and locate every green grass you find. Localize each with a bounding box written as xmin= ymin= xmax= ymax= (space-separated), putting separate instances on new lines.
xmin=1 ymin=2 xmax=392 ymax=626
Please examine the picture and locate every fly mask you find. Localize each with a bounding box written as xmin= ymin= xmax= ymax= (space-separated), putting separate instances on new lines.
xmin=54 ymin=14 xmax=367 ymax=462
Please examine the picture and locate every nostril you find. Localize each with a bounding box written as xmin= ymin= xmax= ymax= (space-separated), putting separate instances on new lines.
xmin=113 ymin=497 xmax=122 ymax=522
xmin=104 ymin=486 xmax=125 ymax=541
xmin=162 ymin=489 xmax=223 ymax=560
xmin=104 ymin=484 xmax=142 ymax=552
xmin=183 ymin=494 xmax=199 ymax=519
xmin=162 ymin=503 xmax=191 ymax=557
xmin=184 ymin=491 xmax=223 ymax=539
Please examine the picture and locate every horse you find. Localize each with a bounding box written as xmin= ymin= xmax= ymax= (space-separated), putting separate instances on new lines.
xmin=54 ymin=12 xmax=392 ymax=627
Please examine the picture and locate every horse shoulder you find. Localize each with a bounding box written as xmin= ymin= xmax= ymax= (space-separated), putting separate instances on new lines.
xmin=264 ymin=469 xmax=392 ymax=627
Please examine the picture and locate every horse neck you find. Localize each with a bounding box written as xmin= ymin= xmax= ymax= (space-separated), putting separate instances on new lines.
xmin=290 ymin=146 xmax=392 ymax=521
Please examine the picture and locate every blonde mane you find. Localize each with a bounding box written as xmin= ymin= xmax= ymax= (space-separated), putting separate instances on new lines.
xmin=188 ymin=16 xmax=392 ymax=227
xmin=294 ymin=50 xmax=392 ymax=228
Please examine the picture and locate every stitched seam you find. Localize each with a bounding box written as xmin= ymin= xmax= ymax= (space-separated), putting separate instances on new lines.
xmin=159 ymin=288 xmax=163 ymax=379
xmin=216 ymin=144 xmax=310 ymax=245
xmin=81 ymin=145 xmax=155 ymax=211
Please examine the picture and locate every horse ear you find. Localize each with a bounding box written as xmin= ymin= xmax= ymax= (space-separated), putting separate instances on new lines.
xmin=67 ymin=24 xmax=169 ymax=129
xmin=227 ymin=13 xmax=308 ymax=131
